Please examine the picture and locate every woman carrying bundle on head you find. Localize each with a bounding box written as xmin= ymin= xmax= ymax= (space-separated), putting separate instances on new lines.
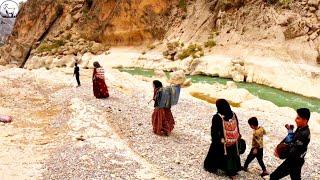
xmin=92 ymin=61 xmax=109 ymax=99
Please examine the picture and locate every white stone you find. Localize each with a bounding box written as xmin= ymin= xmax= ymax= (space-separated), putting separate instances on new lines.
xmin=168 ymin=70 xmax=186 ymax=85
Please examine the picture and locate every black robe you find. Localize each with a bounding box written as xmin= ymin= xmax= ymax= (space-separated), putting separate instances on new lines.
xmin=204 ymin=113 xmax=241 ymax=176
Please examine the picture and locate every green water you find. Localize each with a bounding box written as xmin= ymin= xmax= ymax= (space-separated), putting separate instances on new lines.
xmin=117 ymin=67 xmax=320 ymax=113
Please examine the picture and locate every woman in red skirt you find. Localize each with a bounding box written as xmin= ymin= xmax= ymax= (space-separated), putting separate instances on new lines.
xmin=92 ymin=61 xmax=109 ymax=98
xmin=151 ymin=80 xmax=175 ymax=136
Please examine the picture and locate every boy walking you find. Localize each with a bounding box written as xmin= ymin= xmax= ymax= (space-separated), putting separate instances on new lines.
xmin=243 ymin=117 xmax=269 ymax=177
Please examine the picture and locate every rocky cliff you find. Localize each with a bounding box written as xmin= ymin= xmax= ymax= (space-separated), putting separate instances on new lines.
xmin=1 ymin=0 xmax=320 ymax=66
xmin=0 ymin=0 xmax=177 ymax=66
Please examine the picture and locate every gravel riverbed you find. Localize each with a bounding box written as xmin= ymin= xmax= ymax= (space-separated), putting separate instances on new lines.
xmin=0 ymin=66 xmax=319 ymax=179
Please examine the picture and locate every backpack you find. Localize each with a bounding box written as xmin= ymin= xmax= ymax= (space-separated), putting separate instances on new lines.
xmin=170 ymin=85 xmax=181 ymax=106
xmin=218 ymin=113 xmax=246 ymax=155
xmin=222 ymin=114 xmax=240 ymax=147
xmin=157 ymin=85 xmax=181 ymax=108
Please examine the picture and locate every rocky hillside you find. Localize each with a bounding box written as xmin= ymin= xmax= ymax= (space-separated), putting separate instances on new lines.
xmin=1 ymin=0 xmax=320 ymax=66
xmin=0 ymin=0 xmax=177 ymax=66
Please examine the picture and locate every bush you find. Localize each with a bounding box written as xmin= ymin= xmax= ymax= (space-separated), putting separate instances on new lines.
xmin=279 ymin=0 xmax=292 ymax=5
xmin=204 ymin=39 xmax=216 ymax=48
xmin=178 ymin=0 xmax=187 ymax=12
xmin=37 ymin=40 xmax=66 ymax=53
xmin=147 ymin=44 xmax=156 ymax=50
xmin=166 ymin=41 xmax=181 ymax=50
xmin=178 ymin=44 xmax=204 ymax=60
xmin=267 ymin=0 xmax=292 ymax=5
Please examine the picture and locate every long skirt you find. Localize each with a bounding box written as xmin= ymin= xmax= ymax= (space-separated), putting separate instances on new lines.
xmin=93 ymin=78 xmax=109 ymax=98
xmin=152 ymin=108 xmax=175 ymax=136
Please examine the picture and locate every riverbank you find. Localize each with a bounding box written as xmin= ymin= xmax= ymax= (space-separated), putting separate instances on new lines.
xmin=1 ymin=66 xmax=320 ymax=179
xmin=25 ymin=48 xmax=320 ymax=99
xmin=117 ymin=67 xmax=320 ymax=113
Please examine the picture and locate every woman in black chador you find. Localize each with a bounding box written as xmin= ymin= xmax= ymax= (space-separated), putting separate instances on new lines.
xmin=204 ymin=99 xmax=242 ymax=179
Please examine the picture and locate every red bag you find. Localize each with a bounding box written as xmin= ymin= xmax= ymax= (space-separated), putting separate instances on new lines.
xmin=0 ymin=115 xmax=12 ymax=123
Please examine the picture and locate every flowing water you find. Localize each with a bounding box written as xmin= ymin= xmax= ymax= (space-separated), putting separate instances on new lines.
xmin=117 ymin=67 xmax=320 ymax=113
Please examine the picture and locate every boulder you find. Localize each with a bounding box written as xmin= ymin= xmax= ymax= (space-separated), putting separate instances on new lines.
xmin=168 ymin=70 xmax=186 ymax=85
xmin=284 ymin=20 xmax=310 ymax=39
xmin=182 ymin=78 xmax=192 ymax=87
xmin=226 ymin=81 xmax=237 ymax=89
xmin=25 ymin=56 xmax=44 ymax=69
xmin=154 ymin=69 xmax=166 ymax=78
xmin=308 ymin=0 xmax=319 ymax=7
xmin=190 ymin=58 xmax=202 ymax=70
xmin=80 ymin=52 xmax=94 ymax=68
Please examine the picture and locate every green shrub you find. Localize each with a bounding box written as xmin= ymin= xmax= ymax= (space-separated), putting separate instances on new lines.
xmin=209 ymin=31 xmax=219 ymax=39
xmin=37 ymin=40 xmax=66 ymax=53
xmin=204 ymin=39 xmax=216 ymax=48
xmin=178 ymin=44 xmax=203 ymax=60
xmin=279 ymin=0 xmax=292 ymax=5
xmin=83 ymin=8 xmax=89 ymax=16
xmin=178 ymin=0 xmax=187 ymax=12
xmin=147 ymin=44 xmax=156 ymax=50
xmin=267 ymin=0 xmax=292 ymax=5
xmin=166 ymin=41 xmax=180 ymax=50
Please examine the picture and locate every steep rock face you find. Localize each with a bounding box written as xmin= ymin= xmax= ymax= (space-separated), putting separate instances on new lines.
xmin=78 ymin=0 xmax=172 ymax=44
xmin=165 ymin=0 xmax=320 ymax=65
xmin=0 ymin=0 xmax=176 ymax=66
xmin=0 ymin=0 xmax=62 ymax=65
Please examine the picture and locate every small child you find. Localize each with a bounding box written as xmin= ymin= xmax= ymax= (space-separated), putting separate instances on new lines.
xmin=274 ymin=124 xmax=295 ymax=159
xmin=284 ymin=124 xmax=294 ymax=144
xmin=243 ymin=117 xmax=269 ymax=177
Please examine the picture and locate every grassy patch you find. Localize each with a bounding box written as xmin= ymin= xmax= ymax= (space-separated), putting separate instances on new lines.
xmin=279 ymin=0 xmax=292 ymax=5
xmin=166 ymin=41 xmax=181 ymax=50
xmin=204 ymin=39 xmax=216 ymax=48
xmin=37 ymin=40 xmax=65 ymax=53
xmin=178 ymin=44 xmax=204 ymax=60
xmin=204 ymin=30 xmax=218 ymax=48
